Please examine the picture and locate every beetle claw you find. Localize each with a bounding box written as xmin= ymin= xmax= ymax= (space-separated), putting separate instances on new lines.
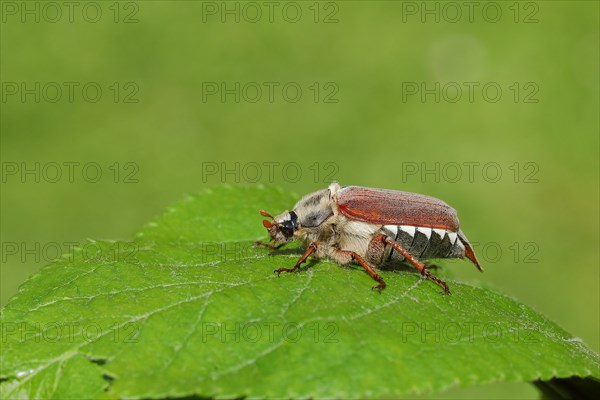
xmin=371 ymin=283 xmax=386 ymax=292
xmin=274 ymin=266 xmax=298 ymax=275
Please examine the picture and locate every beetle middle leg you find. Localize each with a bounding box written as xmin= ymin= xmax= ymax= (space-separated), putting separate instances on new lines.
xmin=330 ymin=249 xmax=386 ymax=292
xmin=274 ymin=241 xmax=318 ymax=276
xmin=373 ymin=234 xmax=450 ymax=294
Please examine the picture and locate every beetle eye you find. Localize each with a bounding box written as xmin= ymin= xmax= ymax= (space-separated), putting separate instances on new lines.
xmin=289 ymin=211 xmax=298 ymax=228
xmin=280 ymin=226 xmax=292 ymax=237
xmin=279 ymin=221 xmax=294 ymax=238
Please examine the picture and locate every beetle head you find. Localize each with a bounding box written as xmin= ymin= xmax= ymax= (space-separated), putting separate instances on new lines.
xmin=260 ymin=209 xmax=298 ymax=244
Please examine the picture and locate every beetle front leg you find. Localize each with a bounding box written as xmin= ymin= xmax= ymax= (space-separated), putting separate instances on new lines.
xmin=331 ymin=249 xmax=386 ymax=292
xmin=374 ymin=234 xmax=450 ymax=294
xmin=274 ymin=241 xmax=318 ymax=275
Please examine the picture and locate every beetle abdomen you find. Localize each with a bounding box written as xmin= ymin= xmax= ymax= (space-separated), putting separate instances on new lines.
xmin=382 ymin=225 xmax=465 ymax=263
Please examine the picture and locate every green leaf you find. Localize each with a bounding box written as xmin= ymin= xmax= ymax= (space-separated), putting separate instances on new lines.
xmin=1 ymin=185 xmax=598 ymax=399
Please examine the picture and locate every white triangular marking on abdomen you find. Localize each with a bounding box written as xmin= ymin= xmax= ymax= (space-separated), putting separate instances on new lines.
xmin=417 ymin=227 xmax=432 ymax=239
xmin=447 ymin=231 xmax=458 ymax=245
xmin=433 ymin=228 xmax=445 ymax=239
xmin=400 ymin=225 xmax=416 ymax=237
xmin=384 ymin=225 xmax=398 ymax=236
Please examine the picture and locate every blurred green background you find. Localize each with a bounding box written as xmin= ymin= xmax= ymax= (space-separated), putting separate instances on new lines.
xmin=1 ymin=1 xmax=598 ymax=398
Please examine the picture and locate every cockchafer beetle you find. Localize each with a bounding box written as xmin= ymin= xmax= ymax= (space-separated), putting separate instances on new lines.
xmin=257 ymin=182 xmax=483 ymax=294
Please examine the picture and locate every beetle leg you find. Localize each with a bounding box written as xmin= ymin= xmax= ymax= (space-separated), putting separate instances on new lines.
xmin=255 ymin=241 xmax=285 ymax=250
xmin=274 ymin=241 xmax=318 ymax=275
xmin=332 ymin=249 xmax=386 ymax=292
xmin=375 ymin=234 xmax=450 ymax=294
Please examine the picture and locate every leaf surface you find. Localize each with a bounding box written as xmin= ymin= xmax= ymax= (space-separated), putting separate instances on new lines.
xmin=1 ymin=186 xmax=598 ymax=399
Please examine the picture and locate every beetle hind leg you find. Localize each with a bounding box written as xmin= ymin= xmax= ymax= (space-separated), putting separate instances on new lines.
xmin=373 ymin=234 xmax=450 ymax=294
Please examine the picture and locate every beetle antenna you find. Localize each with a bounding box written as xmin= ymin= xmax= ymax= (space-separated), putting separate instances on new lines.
xmin=260 ymin=210 xmax=274 ymax=219
xmin=262 ymin=220 xmax=273 ymax=228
